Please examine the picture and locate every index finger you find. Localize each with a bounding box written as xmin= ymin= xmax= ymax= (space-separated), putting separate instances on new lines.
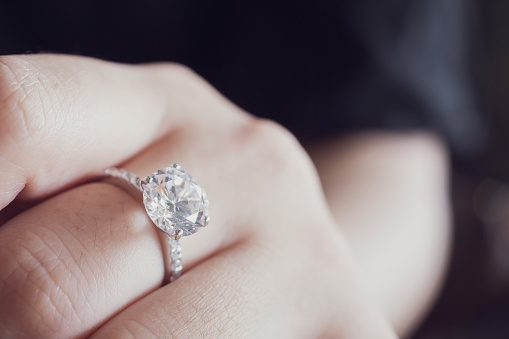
xmin=0 ymin=54 xmax=248 ymax=210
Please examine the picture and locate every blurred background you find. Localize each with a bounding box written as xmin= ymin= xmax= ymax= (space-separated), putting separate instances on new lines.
xmin=1 ymin=0 xmax=509 ymax=337
xmin=414 ymin=2 xmax=509 ymax=338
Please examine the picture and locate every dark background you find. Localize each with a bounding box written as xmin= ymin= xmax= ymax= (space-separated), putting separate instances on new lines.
xmin=0 ymin=0 xmax=486 ymax=156
xmin=414 ymin=2 xmax=509 ymax=338
xmin=1 ymin=0 xmax=509 ymax=337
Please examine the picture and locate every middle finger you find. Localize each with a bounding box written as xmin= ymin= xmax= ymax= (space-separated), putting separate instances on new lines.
xmin=0 ymin=182 xmax=165 ymax=338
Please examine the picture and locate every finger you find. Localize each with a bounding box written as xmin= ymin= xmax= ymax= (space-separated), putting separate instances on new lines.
xmin=91 ymin=233 xmax=396 ymax=338
xmin=0 ymin=115 xmax=305 ymax=337
xmin=0 ymin=182 xmax=166 ymax=338
xmin=0 ymin=54 xmax=247 ymax=209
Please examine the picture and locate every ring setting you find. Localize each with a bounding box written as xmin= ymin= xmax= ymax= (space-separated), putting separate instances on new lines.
xmin=141 ymin=164 xmax=210 ymax=239
xmin=105 ymin=164 xmax=210 ymax=282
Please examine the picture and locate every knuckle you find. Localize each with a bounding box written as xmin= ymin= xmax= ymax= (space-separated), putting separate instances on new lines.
xmin=145 ymin=61 xmax=250 ymax=124
xmin=240 ymin=118 xmax=315 ymax=180
xmin=0 ymin=55 xmax=57 ymax=143
xmin=243 ymin=119 xmax=306 ymax=164
xmin=249 ymin=118 xmax=296 ymax=143
xmin=162 ymin=61 xmax=197 ymax=78
xmin=148 ymin=61 xmax=202 ymax=86
xmin=234 ymin=119 xmax=326 ymax=233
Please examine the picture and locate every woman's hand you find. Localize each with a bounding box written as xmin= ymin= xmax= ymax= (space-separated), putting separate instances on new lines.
xmin=0 ymin=55 xmax=396 ymax=338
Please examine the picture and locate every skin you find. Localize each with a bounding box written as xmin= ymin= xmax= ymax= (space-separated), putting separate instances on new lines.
xmin=308 ymin=133 xmax=450 ymax=336
xmin=0 ymin=54 xmax=449 ymax=338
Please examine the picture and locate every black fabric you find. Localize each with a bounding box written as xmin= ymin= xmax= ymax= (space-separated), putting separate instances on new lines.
xmin=0 ymin=0 xmax=485 ymax=157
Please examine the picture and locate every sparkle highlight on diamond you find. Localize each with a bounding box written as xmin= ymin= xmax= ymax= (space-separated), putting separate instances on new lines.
xmin=142 ymin=166 xmax=209 ymax=237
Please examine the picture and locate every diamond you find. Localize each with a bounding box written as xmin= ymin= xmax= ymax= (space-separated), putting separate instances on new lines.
xmin=142 ymin=166 xmax=209 ymax=237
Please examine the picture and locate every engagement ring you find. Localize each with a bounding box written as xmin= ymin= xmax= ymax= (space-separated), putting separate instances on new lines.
xmin=105 ymin=164 xmax=210 ymax=282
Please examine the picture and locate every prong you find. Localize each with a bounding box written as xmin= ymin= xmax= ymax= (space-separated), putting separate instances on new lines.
xmin=174 ymin=229 xmax=183 ymax=240
xmin=204 ymin=216 xmax=210 ymax=226
xmin=141 ymin=176 xmax=151 ymax=185
xmin=172 ymin=163 xmax=181 ymax=170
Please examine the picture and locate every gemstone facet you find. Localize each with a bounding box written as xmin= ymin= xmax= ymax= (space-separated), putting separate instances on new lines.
xmin=142 ymin=166 xmax=209 ymax=237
